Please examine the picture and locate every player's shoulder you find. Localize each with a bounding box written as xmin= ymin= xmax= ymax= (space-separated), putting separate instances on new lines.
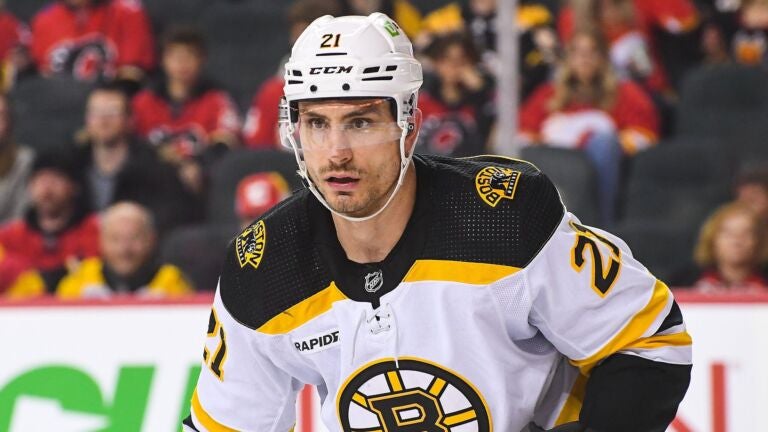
xmin=416 ymin=154 xmax=565 ymax=268
xmin=218 ymin=189 xmax=335 ymax=332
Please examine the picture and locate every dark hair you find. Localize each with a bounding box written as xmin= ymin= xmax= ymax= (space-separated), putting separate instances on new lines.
xmin=287 ymin=0 xmax=342 ymax=26
xmin=735 ymin=163 xmax=768 ymax=190
xmin=424 ymin=32 xmax=481 ymax=64
xmin=161 ymin=25 xmax=207 ymax=56
xmin=88 ymin=82 xmax=131 ymax=114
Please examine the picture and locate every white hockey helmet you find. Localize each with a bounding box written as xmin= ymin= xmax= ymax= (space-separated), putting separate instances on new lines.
xmin=279 ymin=13 xmax=424 ymax=222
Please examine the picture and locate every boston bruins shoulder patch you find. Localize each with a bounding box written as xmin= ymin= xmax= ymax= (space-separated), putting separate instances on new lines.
xmin=475 ymin=166 xmax=521 ymax=207
xmin=235 ymin=220 xmax=266 ymax=270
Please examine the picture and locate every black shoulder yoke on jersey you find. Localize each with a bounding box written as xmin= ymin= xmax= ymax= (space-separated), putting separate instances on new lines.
xmin=416 ymin=154 xmax=564 ymax=267
xmin=219 ymin=154 xmax=564 ymax=331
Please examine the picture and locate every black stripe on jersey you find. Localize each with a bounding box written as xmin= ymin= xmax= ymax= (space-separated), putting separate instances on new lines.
xmin=654 ymin=301 xmax=683 ymax=334
xmin=182 ymin=415 xmax=200 ymax=431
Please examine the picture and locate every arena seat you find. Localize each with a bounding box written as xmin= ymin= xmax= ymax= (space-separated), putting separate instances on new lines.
xmin=160 ymin=223 xmax=239 ymax=291
xmin=520 ymin=146 xmax=600 ymax=226
xmin=622 ymin=138 xmax=730 ymax=227
xmin=207 ymin=148 xmax=300 ymax=225
xmin=9 ymin=76 xmax=93 ymax=153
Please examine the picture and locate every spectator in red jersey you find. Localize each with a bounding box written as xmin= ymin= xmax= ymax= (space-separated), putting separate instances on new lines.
xmin=0 ymin=152 xmax=100 ymax=291
xmin=0 ymin=2 xmax=30 ymax=91
xmin=418 ymin=32 xmax=495 ymax=157
xmin=0 ymin=93 xmax=34 ymax=224
xmin=243 ymin=0 xmax=342 ymax=148
xmin=30 ymin=0 xmax=155 ymax=89
xmin=519 ymin=29 xmax=659 ymax=225
xmin=671 ymin=202 xmax=768 ymax=294
xmin=132 ymin=26 xmax=240 ymax=194
xmin=75 ymin=83 xmax=202 ymax=233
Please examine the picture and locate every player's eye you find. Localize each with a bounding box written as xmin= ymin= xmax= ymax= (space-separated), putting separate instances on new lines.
xmin=349 ymin=118 xmax=372 ymax=130
xmin=306 ymin=117 xmax=327 ymax=129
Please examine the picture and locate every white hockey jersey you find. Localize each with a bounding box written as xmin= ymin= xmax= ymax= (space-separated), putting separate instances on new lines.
xmin=185 ymin=155 xmax=692 ymax=432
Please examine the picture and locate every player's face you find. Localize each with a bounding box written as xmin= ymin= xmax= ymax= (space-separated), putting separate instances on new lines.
xmin=101 ymin=215 xmax=156 ymax=277
xmin=298 ymin=98 xmax=404 ymax=217
xmin=86 ymin=91 xmax=130 ymax=145
xmin=163 ymin=45 xmax=204 ymax=86
xmin=714 ymin=212 xmax=759 ymax=267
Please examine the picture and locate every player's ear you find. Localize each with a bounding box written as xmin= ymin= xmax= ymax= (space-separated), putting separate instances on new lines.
xmin=404 ymin=108 xmax=422 ymax=154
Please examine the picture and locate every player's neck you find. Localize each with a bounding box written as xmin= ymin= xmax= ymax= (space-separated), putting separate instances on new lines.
xmin=332 ymin=164 xmax=417 ymax=264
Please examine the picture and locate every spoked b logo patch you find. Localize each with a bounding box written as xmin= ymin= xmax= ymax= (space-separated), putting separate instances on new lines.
xmin=337 ymin=357 xmax=492 ymax=431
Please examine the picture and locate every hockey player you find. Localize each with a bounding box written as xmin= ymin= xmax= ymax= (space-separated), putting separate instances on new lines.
xmin=184 ymin=13 xmax=691 ymax=432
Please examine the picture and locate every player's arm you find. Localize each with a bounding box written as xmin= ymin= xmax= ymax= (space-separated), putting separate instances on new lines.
xmin=526 ymin=213 xmax=691 ymax=432
xmin=184 ymin=287 xmax=303 ymax=431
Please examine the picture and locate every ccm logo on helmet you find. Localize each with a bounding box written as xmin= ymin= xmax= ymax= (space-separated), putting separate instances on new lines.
xmin=309 ymin=65 xmax=353 ymax=75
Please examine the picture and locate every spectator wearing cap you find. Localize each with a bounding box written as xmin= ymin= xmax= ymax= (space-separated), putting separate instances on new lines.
xmin=236 ymin=172 xmax=291 ymax=229
xmin=132 ymin=26 xmax=241 ymax=196
xmin=76 ymin=82 xmax=202 ymax=234
xmin=0 ymin=152 xmax=100 ymax=292
xmin=57 ymin=201 xmax=192 ymax=298
xmin=0 ymin=93 xmax=34 ymax=224
xmin=30 ymin=0 xmax=155 ymax=89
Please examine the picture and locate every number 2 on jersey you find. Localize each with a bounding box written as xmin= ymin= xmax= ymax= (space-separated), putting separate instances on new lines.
xmin=203 ymin=308 xmax=227 ymax=381
xmin=570 ymin=222 xmax=622 ymax=297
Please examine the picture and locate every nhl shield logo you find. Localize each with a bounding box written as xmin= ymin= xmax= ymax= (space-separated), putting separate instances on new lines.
xmin=364 ymin=270 xmax=383 ymax=293
xmin=235 ymin=220 xmax=267 ymax=270
xmin=475 ymin=166 xmax=521 ymax=208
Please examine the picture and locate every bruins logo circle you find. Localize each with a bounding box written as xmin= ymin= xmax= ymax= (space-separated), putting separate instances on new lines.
xmin=337 ymin=357 xmax=492 ymax=431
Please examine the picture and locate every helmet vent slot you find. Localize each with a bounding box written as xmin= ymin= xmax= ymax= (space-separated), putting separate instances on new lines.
xmin=385 ymin=65 xmax=397 ymax=71
xmin=316 ymin=52 xmax=347 ymax=56
xmin=361 ymin=76 xmax=394 ymax=81
xmin=363 ymin=66 xmax=380 ymax=74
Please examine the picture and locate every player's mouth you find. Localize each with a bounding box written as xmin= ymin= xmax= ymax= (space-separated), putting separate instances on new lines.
xmin=325 ymin=174 xmax=361 ymax=191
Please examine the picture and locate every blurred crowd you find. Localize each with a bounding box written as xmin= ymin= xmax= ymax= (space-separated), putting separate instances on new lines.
xmin=1 ymin=0 xmax=768 ymax=299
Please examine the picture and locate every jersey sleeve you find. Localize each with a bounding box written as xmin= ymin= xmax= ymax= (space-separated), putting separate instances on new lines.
xmin=114 ymin=0 xmax=155 ymax=71
xmin=613 ymin=82 xmax=660 ymax=154
xmin=209 ymin=91 xmax=242 ymax=145
xmin=526 ymin=212 xmax=691 ymax=375
xmin=187 ymin=287 xmax=302 ymax=431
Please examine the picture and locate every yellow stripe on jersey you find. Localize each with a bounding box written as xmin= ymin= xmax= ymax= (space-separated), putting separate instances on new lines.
xmin=258 ymin=282 xmax=347 ymax=334
xmin=623 ymin=331 xmax=693 ymax=351
xmin=569 ymin=280 xmax=672 ymax=375
xmin=404 ymin=260 xmax=520 ymax=285
xmin=191 ymin=389 xmax=238 ymax=432
xmin=554 ymin=372 xmax=587 ymax=425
